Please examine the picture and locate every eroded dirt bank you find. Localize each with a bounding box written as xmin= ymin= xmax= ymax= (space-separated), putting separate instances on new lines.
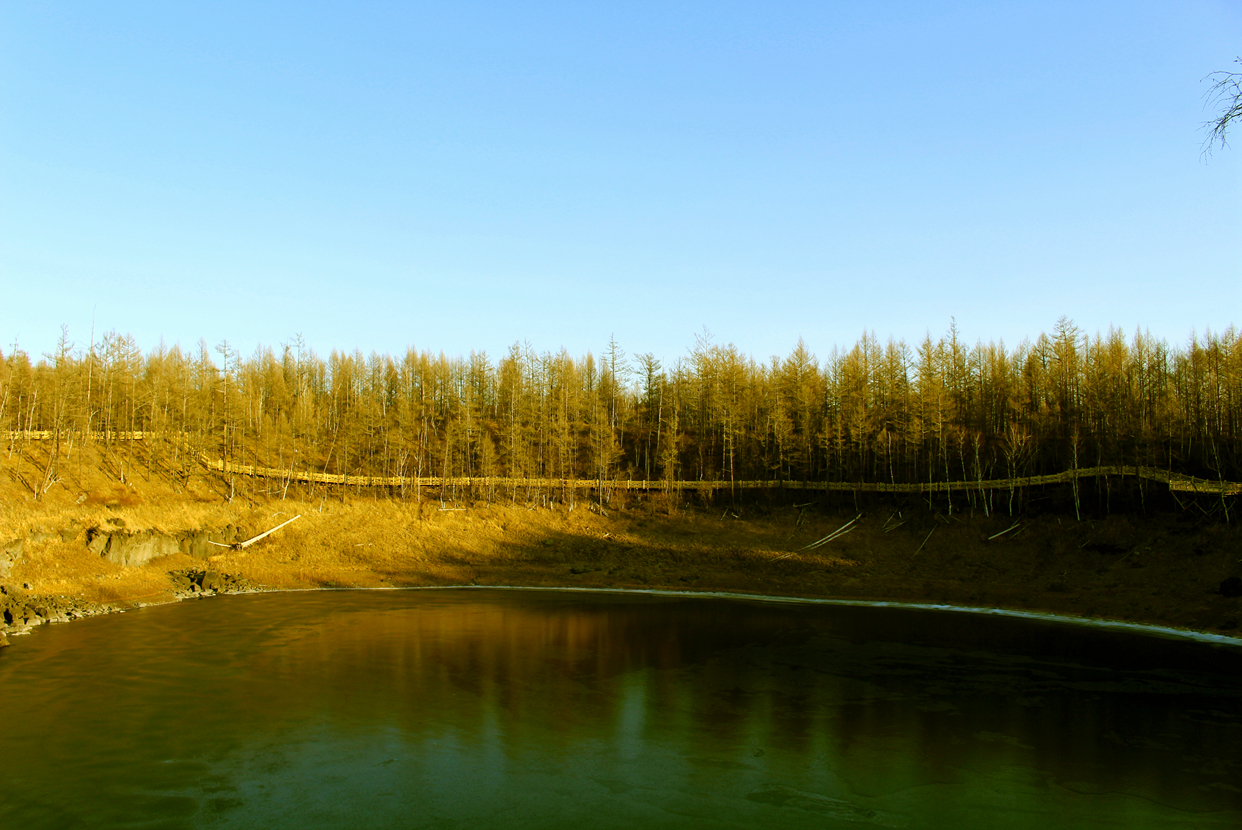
xmin=3 ymin=494 xmax=1241 ymax=645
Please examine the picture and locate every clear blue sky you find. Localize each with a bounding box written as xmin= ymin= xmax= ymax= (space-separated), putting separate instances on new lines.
xmin=2 ymin=1 xmax=1239 ymax=369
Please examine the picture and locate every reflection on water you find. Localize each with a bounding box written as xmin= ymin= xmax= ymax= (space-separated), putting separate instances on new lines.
xmin=0 ymin=588 xmax=1239 ymax=829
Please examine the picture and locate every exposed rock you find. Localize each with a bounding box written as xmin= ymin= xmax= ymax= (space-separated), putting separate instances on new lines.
xmin=201 ymin=571 xmax=224 ymax=592
xmin=1220 ymin=576 xmax=1242 ymax=598
xmin=1 ymin=589 xmax=112 ymax=634
xmin=0 ymin=630 xmax=8 ymax=648
xmin=4 ymin=600 xmax=38 ymax=627
xmin=168 ymin=568 xmax=259 ymax=598
xmin=85 ymin=527 xmax=109 ymax=556
xmin=95 ymin=530 xmax=182 ymax=567
xmin=85 ymin=526 xmax=241 ymax=567
xmin=179 ymin=528 xmax=239 ymax=560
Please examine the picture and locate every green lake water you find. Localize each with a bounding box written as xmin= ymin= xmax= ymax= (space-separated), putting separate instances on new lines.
xmin=0 ymin=588 xmax=1239 ymax=828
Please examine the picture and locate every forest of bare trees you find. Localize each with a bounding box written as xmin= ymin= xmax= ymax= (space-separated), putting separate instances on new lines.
xmin=1 ymin=319 xmax=1239 ymax=514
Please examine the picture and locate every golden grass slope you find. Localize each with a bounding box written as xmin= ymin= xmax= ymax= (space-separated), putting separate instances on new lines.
xmin=1 ymin=441 xmax=1241 ymax=638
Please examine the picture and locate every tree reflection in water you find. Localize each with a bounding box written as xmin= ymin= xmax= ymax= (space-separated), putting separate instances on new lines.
xmin=0 ymin=589 xmax=1239 ymax=829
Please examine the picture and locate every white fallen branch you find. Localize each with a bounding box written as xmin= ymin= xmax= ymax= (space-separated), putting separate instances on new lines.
xmin=800 ymin=514 xmax=861 ymax=550
xmin=237 ymin=514 xmax=302 ymax=549
xmin=209 ymin=514 xmax=303 ymax=550
xmin=987 ymin=521 xmax=1021 ymax=541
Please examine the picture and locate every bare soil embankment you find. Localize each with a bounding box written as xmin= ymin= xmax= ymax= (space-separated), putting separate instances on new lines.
xmin=2 ymin=477 xmax=1241 ymax=645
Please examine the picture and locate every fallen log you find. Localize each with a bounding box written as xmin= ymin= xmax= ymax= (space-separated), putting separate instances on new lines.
xmin=208 ymin=514 xmax=303 ymax=551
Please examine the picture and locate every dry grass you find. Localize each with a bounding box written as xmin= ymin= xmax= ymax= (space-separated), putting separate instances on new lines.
xmin=1 ymin=442 xmax=242 ymax=537
xmin=3 ymin=444 xmax=1242 ymax=636
xmin=14 ymin=534 xmax=182 ymax=606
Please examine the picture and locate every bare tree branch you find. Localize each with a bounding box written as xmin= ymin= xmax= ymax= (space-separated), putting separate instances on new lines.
xmin=1202 ymin=56 xmax=1242 ymax=157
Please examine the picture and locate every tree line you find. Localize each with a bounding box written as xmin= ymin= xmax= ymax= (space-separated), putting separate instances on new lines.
xmin=1 ymin=320 xmax=1239 ymax=510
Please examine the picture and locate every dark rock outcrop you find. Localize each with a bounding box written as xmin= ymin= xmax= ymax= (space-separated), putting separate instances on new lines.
xmin=0 ymin=566 xmax=262 ymax=638
xmin=0 ymin=586 xmax=101 ymax=631
xmin=168 ymin=569 xmax=258 ymax=597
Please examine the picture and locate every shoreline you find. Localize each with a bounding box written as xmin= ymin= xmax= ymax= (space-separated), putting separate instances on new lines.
xmin=3 ymin=497 xmax=1241 ymax=647
xmin=428 ymin=584 xmax=1242 ymax=646
xmin=6 ymin=580 xmax=1242 ymax=652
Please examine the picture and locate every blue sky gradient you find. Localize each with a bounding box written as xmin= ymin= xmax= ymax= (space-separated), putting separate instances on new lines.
xmin=2 ymin=1 xmax=1239 ymax=366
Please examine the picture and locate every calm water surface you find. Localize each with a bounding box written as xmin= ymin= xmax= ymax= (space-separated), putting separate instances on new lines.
xmin=0 ymin=588 xmax=1239 ymax=829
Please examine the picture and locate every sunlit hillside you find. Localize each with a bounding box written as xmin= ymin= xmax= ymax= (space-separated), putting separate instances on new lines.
xmin=2 ymin=321 xmax=1239 ymax=517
